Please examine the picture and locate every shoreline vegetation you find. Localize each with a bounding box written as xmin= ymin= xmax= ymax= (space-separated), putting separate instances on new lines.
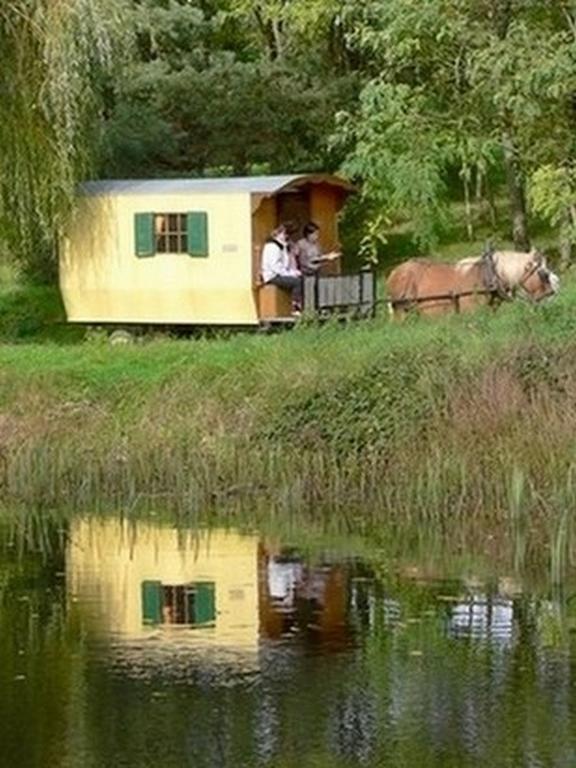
xmin=1 ymin=275 xmax=576 ymax=553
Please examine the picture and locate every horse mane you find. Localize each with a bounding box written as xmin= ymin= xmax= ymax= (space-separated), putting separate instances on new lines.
xmin=491 ymin=250 xmax=540 ymax=287
xmin=457 ymin=256 xmax=482 ymax=266
xmin=455 ymin=249 xmax=542 ymax=291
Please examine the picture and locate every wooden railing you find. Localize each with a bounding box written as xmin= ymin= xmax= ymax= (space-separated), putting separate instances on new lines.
xmin=303 ymin=270 xmax=376 ymax=317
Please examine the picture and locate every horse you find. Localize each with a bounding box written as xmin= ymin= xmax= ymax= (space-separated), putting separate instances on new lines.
xmin=386 ymin=248 xmax=560 ymax=317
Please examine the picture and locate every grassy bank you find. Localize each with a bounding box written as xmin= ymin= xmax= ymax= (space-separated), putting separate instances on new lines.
xmin=0 ymin=273 xmax=575 ymax=542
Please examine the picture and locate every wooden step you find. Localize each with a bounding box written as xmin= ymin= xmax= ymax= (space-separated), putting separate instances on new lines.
xmin=258 ymin=283 xmax=293 ymax=319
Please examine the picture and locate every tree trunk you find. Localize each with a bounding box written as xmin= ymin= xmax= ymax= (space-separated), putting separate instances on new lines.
xmin=501 ymin=129 xmax=530 ymax=251
xmin=484 ymin=175 xmax=498 ymax=229
xmin=463 ymin=171 xmax=474 ymax=240
xmin=491 ymin=1 xmax=530 ymax=250
xmin=253 ymin=9 xmax=283 ymax=60
xmin=559 ymin=205 xmax=576 ymax=269
xmin=559 ymin=234 xmax=572 ymax=270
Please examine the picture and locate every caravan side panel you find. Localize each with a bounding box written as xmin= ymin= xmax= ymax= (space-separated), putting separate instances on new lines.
xmin=60 ymin=192 xmax=258 ymax=325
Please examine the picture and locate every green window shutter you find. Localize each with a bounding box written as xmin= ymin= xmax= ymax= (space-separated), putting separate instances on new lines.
xmin=134 ymin=213 xmax=155 ymax=257
xmin=192 ymin=582 xmax=216 ymax=625
xmin=142 ymin=581 xmax=163 ymax=624
xmin=187 ymin=212 xmax=209 ymax=257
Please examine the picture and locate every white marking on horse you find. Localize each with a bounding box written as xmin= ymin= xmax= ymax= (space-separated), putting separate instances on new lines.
xmin=549 ymin=271 xmax=560 ymax=294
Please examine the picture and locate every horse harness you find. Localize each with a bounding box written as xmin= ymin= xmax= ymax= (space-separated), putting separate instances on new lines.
xmin=391 ymin=250 xmax=550 ymax=312
xmin=392 ymin=249 xmax=510 ymax=312
xmin=480 ymin=249 xmax=512 ymax=302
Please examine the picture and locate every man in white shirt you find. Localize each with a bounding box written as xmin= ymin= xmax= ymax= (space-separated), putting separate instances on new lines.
xmin=261 ymin=224 xmax=303 ymax=310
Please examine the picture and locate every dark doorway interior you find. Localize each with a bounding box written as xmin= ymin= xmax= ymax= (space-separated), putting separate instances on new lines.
xmin=276 ymin=190 xmax=310 ymax=235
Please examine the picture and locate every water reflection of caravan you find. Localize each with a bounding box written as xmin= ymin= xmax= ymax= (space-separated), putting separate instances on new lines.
xmin=67 ymin=520 xmax=261 ymax=666
xmin=448 ymin=595 xmax=515 ymax=645
xmin=260 ymin=551 xmax=351 ymax=649
xmin=67 ymin=519 xmax=356 ymax=667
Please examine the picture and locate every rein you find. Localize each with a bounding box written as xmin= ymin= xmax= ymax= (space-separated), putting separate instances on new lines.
xmin=515 ymin=254 xmax=554 ymax=302
xmin=389 ymin=251 xmax=554 ymax=312
xmin=390 ymin=253 xmax=504 ymax=312
xmin=483 ymin=250 xmax=553 ymax=304
xmin=390 ymin=287 xmax=500 ymax=311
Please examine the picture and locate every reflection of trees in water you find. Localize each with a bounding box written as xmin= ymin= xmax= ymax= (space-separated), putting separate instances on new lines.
xmin=253 ymin=687 xmax=279 ymax=765
xmin=237 ymin=565 xmax=576 ymax=766
xmin=6 ymin=524 xmax=576 ymax=767
xmin=185 ymin=691 xmax=234 ymax=768
xmin=329 ymin=685 xmax=378 ymax=764
xmin=0 ymin=525 xmax=79 ymax=768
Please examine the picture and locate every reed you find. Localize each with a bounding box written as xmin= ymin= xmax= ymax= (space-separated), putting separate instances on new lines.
xmin=2 ymin=275 xmax=576 ymax=543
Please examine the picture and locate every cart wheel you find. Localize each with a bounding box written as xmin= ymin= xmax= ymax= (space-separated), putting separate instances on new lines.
xmin=108 ymin=329 xmax=135 ymax=345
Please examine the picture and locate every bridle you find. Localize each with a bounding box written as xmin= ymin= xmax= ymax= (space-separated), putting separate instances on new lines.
xmin=516 ymin=252 xmax=555 ymax=301
xmin=484 ymin=249 xmax=554 ymax=303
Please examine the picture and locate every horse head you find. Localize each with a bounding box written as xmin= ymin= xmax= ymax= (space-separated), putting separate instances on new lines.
xmin=492 ymin=249 xmax=559 ymax=302
xmin=518 ymin=249 xmax=560 ymax=301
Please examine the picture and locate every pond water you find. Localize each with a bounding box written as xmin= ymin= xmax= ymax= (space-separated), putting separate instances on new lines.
xmin=2 ymin=516 xmax=576 ymax=768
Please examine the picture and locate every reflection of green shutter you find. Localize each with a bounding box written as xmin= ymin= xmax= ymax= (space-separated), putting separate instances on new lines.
xmin=142 ymin=581 xmax=163 ymax=624
xmin=187 ymin=212 xmax=209 ymax=257
xmin=134 ymin=213 xmax=155 ymax=257
xmin=193 ymin=582 xmax=215 ymax=624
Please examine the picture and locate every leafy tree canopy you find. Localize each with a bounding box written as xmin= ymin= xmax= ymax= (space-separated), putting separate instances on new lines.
xmin=336 ymin=0 xmax=576 ymax=251
xmin=5 ymin=0 xmax=576 ymax=277
xmin=100 ymin=0 xmax=358 ymax=177
xmin=0 ymin=0 xmax=129 ymax=275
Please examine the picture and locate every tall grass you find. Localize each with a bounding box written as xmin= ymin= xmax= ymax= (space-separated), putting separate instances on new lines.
xmin=2 ymin=276 xmax=576 ymax=541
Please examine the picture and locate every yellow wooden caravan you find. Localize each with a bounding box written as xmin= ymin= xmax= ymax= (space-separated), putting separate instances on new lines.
xmin=60 ymin=174 xmax=355 ymax=327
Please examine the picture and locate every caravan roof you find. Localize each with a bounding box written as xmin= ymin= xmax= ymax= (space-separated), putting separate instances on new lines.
xmin=79 ymin=174 xmax=354 ymax=198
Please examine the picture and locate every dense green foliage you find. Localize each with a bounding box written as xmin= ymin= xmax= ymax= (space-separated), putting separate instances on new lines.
xmin=3 ymin=0 xmax=576 ymax=277
xmin=0 ymin=0 xmax=129 ymax=277
xmin=99 ymin=0 xmax=358 ymax=176
xmin=337 ymin=0 xmax=576 ymax=252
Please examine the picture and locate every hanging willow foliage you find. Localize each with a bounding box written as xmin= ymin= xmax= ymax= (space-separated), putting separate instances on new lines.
xmin=0 ymin=0 xmax=129 ymax=269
